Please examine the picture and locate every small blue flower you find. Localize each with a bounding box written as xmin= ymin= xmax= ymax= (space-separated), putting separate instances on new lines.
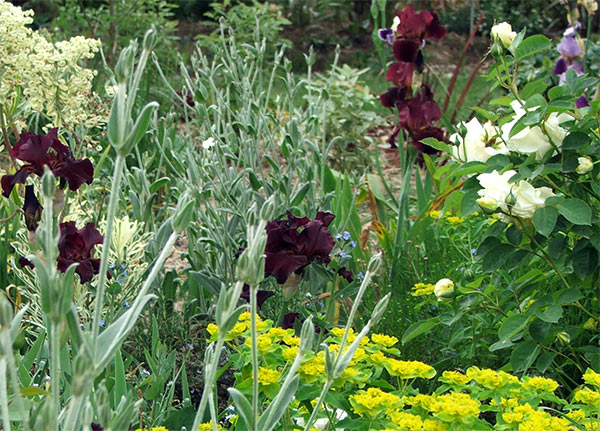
xmin=120 ymin=263 xmax=126 ymax=269
xmin=358 ymin=272 xmax=364 ymax=281
xmin=471 ymin=248 xmax=477 ymax=255
xmin=186 ymin=343 xmax=194 ymax=350
xmin=335 ymin=233 xmax=343 ymax=240
xmin=350 ymin=240 xmax=357 ymax=248
xmin=99 ymin=319 xmax=105 ymax=327
xmin=451 ymin=352 xmax=457 ymax=358
xmin=338 ymin=251 xmax=347 ymax=258
xmin=342 ymin=231 xmax=351 ymax=241
xmin=108 ymin=263 xmax=116 ymax=269
xmin=430 ymin=306 xmax=437 ymax=312
xmin=116 ymin=279 xmax=122 ymax=286
xmin=142 ymin=369 xmax=150 ymax=377
xmin=122 ymin=270 xmax=128 ymax=278
xmin=124 ymin=301 xmax=131 ymax=308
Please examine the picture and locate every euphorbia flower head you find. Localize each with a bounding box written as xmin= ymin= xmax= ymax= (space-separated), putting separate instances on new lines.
xmin=1 ymin=129 xmax=93 ymax=198
xmin=264 ymin=211 xmax=335 ymax=284
xmin=57 ymin=221 xmax=103 ymax=283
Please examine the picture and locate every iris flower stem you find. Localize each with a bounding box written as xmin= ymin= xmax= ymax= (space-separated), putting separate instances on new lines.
xmin=0 ymin=331 xmax=29 ymax=431
xmin=192 ymin=281 xmax=245 ymax=431
xmin=91 ymin=154 xmax=125 ymax=351
xmin=303 ymin=266 xmax=376 ymax=431
xmin=250 ymin=284 xmax=259 ymax=428
xmin=0 ymin=359 xmax=9 ymax=431
xmin=50 ymin=321 xmax=60 ymax=431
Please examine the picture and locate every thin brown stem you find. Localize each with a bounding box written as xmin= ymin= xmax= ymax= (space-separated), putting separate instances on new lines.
xmin=442 ymin=12 xmax=485 ymax=113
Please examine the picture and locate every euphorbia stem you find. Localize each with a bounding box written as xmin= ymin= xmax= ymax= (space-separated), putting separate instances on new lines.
xmin=250 ymin=284 xmax=259 ymax=428
xmin=92 ymin=154 xmax=125 ymax=351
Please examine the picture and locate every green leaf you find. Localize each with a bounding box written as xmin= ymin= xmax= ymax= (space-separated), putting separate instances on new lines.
xmin=228 ymin=388 xmax=253 ymax=429
xmin=557 ymin=288 xmax=583 ymax=305
xmin=420 ymin=137 xmax=453 ymax=153
xmin=402 ymin=318 xmax=439 ymax=344
xmin=511 ymin=342 xmax=541 ymax=372
xmin=521 ymin=79 xmax=548 ymax=100
xmin=562 ymin=132 xmax=590 ymax=150
xmin=515 ymin=35 xmax=552 ymax=60
xmin=571 ymin=246 xmax=598 ymax=279
xmin=506 ymin=224 xmax=522 ymax=245
xmin=290 ymin=183 xmax=311 ymax=208
xmin=536 ymin=352 xmax=556 ymax=372
xmin=556 ymin=198 xmax=591 ymax=225
xmin=533 ymin=206 xmax=558 ymax=237
xmin=536 ymin=304 xmax=563 ymax=323
xmin=498 ymin=314 xmax=529 ymax=341
xmin=21 ymin=386 xmax=49 ymax=397
xmin=114 ymin=350 xmax=127 ymax=405
xmin=258 ymin=376 xmax=299 ymax=431
xmin=529 ymin=319 xmax=553 ymax=344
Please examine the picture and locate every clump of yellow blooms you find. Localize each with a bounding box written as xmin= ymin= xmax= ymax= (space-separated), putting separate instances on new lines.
xmin=467 ymin=366 xmax=519 ymax=390
xmin=583 ymin=368 xmax=600 ymax=389
xmin=428 ymin=392 xmax=480 ymax=423
xmin=206 ymin=313 xmax=597 ymax=431
xmin=441 ymin=370 xmax=471 ymax=386
xmin=574 ymin=387 xmax=600 ymax=407
xmin=198 ymin=424 xmax=224 ymax=431
xmin=385 ymin=359 xmax=436 ymax=379
xmin=389 ymin=412 xmax=423 ymax=430
xmin=0 ymin=0 xmax=104 ymax=129
xmin=371 ymin=333 xmax=399 ymax=347
xmin=134 ymin=427 xmax=168 ymax=431
xmin=410 ymin=282 xmax=436 ymax=297
xmin=349 ymin=387 xmax=402 ymax=417
xmin=257 ymin=367 xmax=280 ymax=385
xmin=520 ymin=376 xmax=559 ymax=393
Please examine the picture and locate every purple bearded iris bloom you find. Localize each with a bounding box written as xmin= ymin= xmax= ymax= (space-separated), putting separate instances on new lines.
xmin=239 ymin=284 xmax=275 ymax=308
xmin=554 ymin=27 xmax=584 ymax=84
xmin=576 ymin=95 xmax=590 ymax=108
xmin=57 ymin=222 xmax=104 ymax=283
xmin=1 ymin=129 xmax=93 ymax=198
xmin=378 ymin=28 xmax=394 ymax=45
xmin=264 ymin=211 xmax=335 ymax=284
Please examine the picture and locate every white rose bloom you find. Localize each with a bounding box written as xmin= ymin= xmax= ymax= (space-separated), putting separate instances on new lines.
xmin=491 ymin=22 xmax=516 ymax=48
xmin=510 ymin=181 xmax=555 ymax=219
xmin=476 ymin=169 xmax=517 ymax=212
xmin=576 ymin=156 xmax=593 ymax=174
xmin=434 ymin=278 xmax=454 ymax=300
xmin=451 ymin=118 xmax=507 ymax=162
xmin=502 ymin=101 xmax=569 ymax=160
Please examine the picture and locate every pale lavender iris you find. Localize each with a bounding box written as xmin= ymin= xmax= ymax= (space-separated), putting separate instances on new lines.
xmin=557 ymin=28 xmax=583 ymax=58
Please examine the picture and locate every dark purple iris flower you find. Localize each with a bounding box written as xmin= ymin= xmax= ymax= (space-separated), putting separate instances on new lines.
xmin=281 ymin=313 xmax=301 ymax=330
xmin=396 ymin=5 xmax=447 ymax=41
xmin=337 ymin=267 xmax=353 ymax=283
xmin=57 ymin=222 xmax=104 ymax=283
xmin=1 ymin=129 xmax=93 ymax=198
xmin=23 ymin=185 xmax=42 ymax=232
xmin=378 ymin=28 xmax=394 ymax=45
xmin=576 ymin=95 xmax=590 ymax=108
xmin=240 ymin=284 xmax=275 ymax=308
xmin=264 ymin=211 xmax=335 ymax=284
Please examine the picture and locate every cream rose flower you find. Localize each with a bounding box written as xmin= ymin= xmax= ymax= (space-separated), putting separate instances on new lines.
xmin=476 ymin=169 xmax=516 ymax=212
xmin=510 ymin=181 xmax=555 ymax=219
xmin=576 ymin=156 xmax=593 ymax=174
xmin=451 ymin=118 xmax=507 ymax=162
xmin=491 ymin=22 xmax=516 ymax=48
xmin=502 ymin=101 xmax=570 ymax=160
xmin=434 ymin=278 xmax=454 ymax=300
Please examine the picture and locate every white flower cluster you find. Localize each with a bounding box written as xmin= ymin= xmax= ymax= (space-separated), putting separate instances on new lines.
xmin=451 ymin=101 xmax=571 ymax=163
xmin=476 ymin=170 xmax=555 ymax=219
xmin=0 ymin=0 xmax=103 ymax=129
